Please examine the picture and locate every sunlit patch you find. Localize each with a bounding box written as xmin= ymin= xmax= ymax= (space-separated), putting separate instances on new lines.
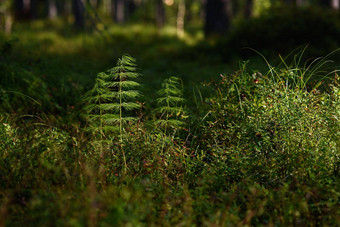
xmin=96 ymin=23 xmax=105 ymax=31
xmin=164 ymin=0 xmax=174 ymax=6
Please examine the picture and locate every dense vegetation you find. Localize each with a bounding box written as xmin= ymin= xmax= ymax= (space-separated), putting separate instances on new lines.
xmin=1 ymin=3 xmax=340 ymax=226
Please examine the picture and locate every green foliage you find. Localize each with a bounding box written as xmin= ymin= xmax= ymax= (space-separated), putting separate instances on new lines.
xmin=198 ymin=58 xmax=339 ymax=187
xmin=85 ymin=54 xmax=141 ymax=141
xmin=184 ymin=57 xmax=340 ymax=225
xmin=154 ymin=76 xmax=187 ymax=133
xmin=84 ymin=54 xmax=142 ymax=172
xmin=0 ymin=39 xmax=49 ymax=113
xmin=1 ymin=39 xmax=340 ymax=226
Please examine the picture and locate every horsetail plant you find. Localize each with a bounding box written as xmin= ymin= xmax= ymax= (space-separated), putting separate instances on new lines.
xmin=155 ymin=76 xmax=187 ymax=135
xmin=84 ymin=54 xmax=142 ymax=173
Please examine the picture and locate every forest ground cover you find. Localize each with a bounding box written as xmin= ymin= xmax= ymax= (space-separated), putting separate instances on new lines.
xmin=1 ymin=18 xmax=340 ymax=226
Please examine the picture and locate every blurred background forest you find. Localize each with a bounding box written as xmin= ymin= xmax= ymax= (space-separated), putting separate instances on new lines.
xmin=1 ymin=0 xmax=340 ymax=115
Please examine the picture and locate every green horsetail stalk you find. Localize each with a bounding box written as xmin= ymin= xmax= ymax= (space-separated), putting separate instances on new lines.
xmin=155 ymin=76 xmax=187 ymax=136
xmin=84 ymin=55 xmax=142 ymax=173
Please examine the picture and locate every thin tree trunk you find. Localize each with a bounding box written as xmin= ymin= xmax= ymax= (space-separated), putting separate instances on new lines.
xmin=49 ymin=0 xmax=58 ymax=18
xmin=331 ymin=0 xmax=339 ymax=9
xmin=114 ymin=0 xmax=125 ymax=24
xmin=185 ymin=0 xmax=193 ymax=23
xmin=56 ymin=0 xmax=67 ymax=16
xmin=204 ymin=0 xmax=231 ymax=36
xmin=155 ymin=0 xmax=165 ymax=28
xmin=177 ymin=0 xmax=185 ymax=38
xmin=23 ymin=0 xmax=30 ymax=11
xmin=127 ymin=0 xmax=136 ymax=17
xmin=4 ymin=11 xmax=13 ymax=35
xmin=95 ymin=0 xmax=102 ymax=9
xmin=14 ymin=0 xmax=24 ymax=12
xmin=73 ymin=0 xmax=85 ymax=28
xmin=30 ymin=0 xmax=37 ymax=19
xmin=14 ymin=0 xmax=26 ymax=20
xmin=201 ymin=0 xmax=206 ymax=21
xmin=244 ymin=0 xmax=253 ymax=18
xmin=231 ymin=0 xmax=238 ymax=17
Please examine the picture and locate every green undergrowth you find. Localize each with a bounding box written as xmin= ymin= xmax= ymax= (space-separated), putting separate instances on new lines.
xmin=1 ymin=49 xmax=339 ymax=226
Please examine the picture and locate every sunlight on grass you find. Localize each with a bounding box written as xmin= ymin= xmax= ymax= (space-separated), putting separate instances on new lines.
xmin=12 ymin=20 xmax=203 ymax=58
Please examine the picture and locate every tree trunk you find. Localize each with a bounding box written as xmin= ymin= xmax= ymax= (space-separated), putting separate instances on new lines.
xmin=114 ymin=0 xmax=125 ymax=24
xmin=14 ymin=0 xmax=24 ymax=12
xmin=177 ymin=0 xmax=185 ymax=38
xmin=96 ymin=0 xmax=102 ymax=9
xmin=204 ymin=0 xmax=231 ymax=36
xmin=244 ymin=0 xmax=253 ymax=18
xmin=48 ymin=0 xmax=58 ymax=18
xmin=231 ymin=0 xmax=238 ymax=17
xmin=55 ymin=0 xmax=72 ymax=16
xmin=331 ymin=0 xmax=339 ymax=9
xmin=185 ymin=0 xmax=193 ymax=23
xmin=127 ymin=0 xmax=136 ymax=17
xmin=23 ymin=0 xmax=30 ymax=11
xmin=73 ymin=0 xmax=85 ymax=28
xmin=29 ymin=0 xmax=37 ymax=19
xmin=155 ymin=0 xmax=165 ymax=28
xmin=14 ymin=0 xmax=27 ymax=20
xmin=4 ymin=11 xmax=13 ymax=35
xmin=201 ymin=0 xmax=206 ymax=21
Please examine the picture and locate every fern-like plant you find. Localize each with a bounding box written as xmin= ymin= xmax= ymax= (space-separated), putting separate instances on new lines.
xmin=155 ymin=76 xmax=186 ymax=135
xmin=85 ymin=54 xmax=141 ymax=172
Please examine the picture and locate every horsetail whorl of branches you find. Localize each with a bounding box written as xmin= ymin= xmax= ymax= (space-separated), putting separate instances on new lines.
xmin=84 ymin=54 xmax=142 ymax=142
xmin=155 ymin=76 xmax=186 ymax=132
